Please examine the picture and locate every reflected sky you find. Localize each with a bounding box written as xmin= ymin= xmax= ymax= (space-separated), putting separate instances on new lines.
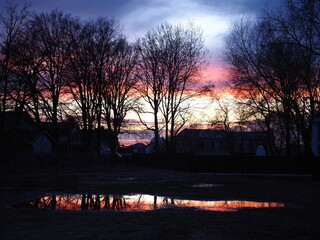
xmin=189 ymin=183 xmax=224 ymax=188
xmin=14 ymin=194 xmax=285 ymax=212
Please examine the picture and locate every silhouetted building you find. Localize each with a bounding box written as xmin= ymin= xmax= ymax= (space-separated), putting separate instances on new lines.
xmin=0 ymin=111 xmax=116 ymax=168
xmin=230 ymin=131 xmax=269 ymax=156
xmin=39 ymin=119 xmax=81 ymax=152
xmin=175 ymin=129 xmax=269 ymax=156
xmin=131 ymin=143 xmax=146 ymax=154
xmin=0 ymin=111 xmax=55 ymax=166
xmin=0 ymin=129 xmax=54 ymax=154
xmin=145 ymin=137 xmax=166 ymax=154
xmin=2 ymin=111 xmax=34 ymax=132
xmin=312 ymin=115 xmax=320 ymax=156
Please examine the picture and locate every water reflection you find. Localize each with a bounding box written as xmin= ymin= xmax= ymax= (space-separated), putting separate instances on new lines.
xmin=189 ymin=183 xmax=224 ymax=188
xmin=14 ymin=194 xmax=285 ymax=212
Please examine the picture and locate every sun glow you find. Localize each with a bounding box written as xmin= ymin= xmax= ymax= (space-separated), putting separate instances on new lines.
xmin=203 ymin=64 xmax=229 ymax=86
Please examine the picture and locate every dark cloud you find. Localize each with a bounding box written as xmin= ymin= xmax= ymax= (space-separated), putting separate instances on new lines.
xmin=0 ymin=0 xmax=281 ymax=63
xmin=197 ymin=0 xmax=280 ymax=15
xmin=2 ymin=0 xmax=280 ymax=19
xmin=2 ymin=0 xmax=149 ymax=19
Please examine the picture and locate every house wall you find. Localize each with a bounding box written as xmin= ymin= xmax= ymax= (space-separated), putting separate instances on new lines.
xmin=311 ymin=117 xmax=320 ymax=156
xmin=176 ymin=137 xmax=230 ymax=156
xmin=100 ymin=141 xmax=111 ymax=155
xmin=176 ymin=130 xmax=269 ymax=156
xmin=33 ymin=135 xmax=52 ymax=154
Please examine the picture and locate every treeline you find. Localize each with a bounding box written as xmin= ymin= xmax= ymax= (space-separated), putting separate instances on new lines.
xmin=225 ymin=0 xmax=320 ymax=157
xmin=2 ymin=0 xmax=319 ymax=158
xmin=0 ymin=2 xmax=206 ymax=154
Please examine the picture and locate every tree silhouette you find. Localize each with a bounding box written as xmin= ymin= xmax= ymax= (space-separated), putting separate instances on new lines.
xmin=136 ymin=22 xmax=206 ymax=153
xmin=0 ymin=2 xmax=29 ymax=132
xmin=225 ymin=0 xmax=320 ymax=165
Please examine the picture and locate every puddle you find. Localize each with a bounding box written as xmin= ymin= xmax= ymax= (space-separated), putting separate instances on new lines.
xmin=13 ymin=194 xmax=285 ymax=212
xmin=189 ymin=183 xmax=224 ymax=188
xmin=115 ymin=177 xmax=135 ymax=181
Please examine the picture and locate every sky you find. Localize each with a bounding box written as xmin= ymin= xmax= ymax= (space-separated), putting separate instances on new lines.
xmin=1 ymin=0 xmax=280 ymax=84
xmin=0 ymin=0 xmax=281 ymax=142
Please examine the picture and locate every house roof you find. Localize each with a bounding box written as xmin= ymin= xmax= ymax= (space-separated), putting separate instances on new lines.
xmin=39 ymin=120 xmax=79 ymax=136
xmin=132 ymin=143 xmax=146 ymax=148
xmin=0 ymin=129 xmax=54 ymax=146
xmin=232 ymin=131 xmax=268 ymax=141
xmin=2 ymin=111 xmax=34 ymax=131
xmin=177 ymin=129 xmax=227 ymax=139
xmin=177 ymin=129 xmax=268 ymax=141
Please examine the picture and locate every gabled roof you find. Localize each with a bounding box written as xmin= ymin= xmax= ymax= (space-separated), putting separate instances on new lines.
xmin=132 ymin=143 xmax=146 ymax=148
xmin=232 ymin=131 xmax=268 ymax=141
xmin=177 ymin=128 xmax=268 ymax=141
xmin=39 ymin=120 xmax=79 ymax=136
xmin=177 ymin=129 xmax=227 ymax=139
xmin=2 ymin=111 xmax=34 ymax=131
xmin=0 ymin=129 xmax=54 ymax=146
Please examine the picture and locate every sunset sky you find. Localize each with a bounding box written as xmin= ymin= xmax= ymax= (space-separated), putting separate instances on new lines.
xmin=1 ymin=0 xmax=280 ymax=84
xmin=0 ymin=0 xmax=281 ymax=143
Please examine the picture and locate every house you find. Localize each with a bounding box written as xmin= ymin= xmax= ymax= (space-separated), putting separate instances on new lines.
xmin=1 ymin=111 xmax=34 ymax=132
xmin=0 ymin=111 xmax=55 ymax=158
xmin=0 ymin=128 xmax=54 ymax=168
xmin=131 ymin=143 xmax=146 ymax=154
xmin=0 ymin=111 xmax=114 ymax=167
xmin=145 ymin=137 xmax=166 ymax=154
xmin=175 ymin=129 xmax=230 ymax=155
xmin=39 ymin=118 xmax=81 ymax=152
xmin=0 ymin=129 xmax=54 ymax=154
xmin=99 ymin=137 xmax=112 ymax=155
xmin=230 ymin=131 xmax=269 ymax=156
xmin=312 ymin=115 xmax=320 ymax=156
xmin=175 ymin=129 xmax=269 ymax=156
xmin=77 ymin=129 xmax=113 ymax=154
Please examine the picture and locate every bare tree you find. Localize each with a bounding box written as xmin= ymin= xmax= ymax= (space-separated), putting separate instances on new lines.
xmin=225 ymin=17 xmax=301 ymax=156
xmin=101 ymin=38 xmax=138 ymax=155
xmin=90 ymin=17 xmax=121 ymax=153
xmin=275 ymin=0 xmax=320 ymax=57
xmin=135 ymin=32 xmax=166 ymax=153
xmin=225 ymin=0 xmax=320 ymax=160
xmin=30 ymin=10 xmax=73 ymax=139
xmin=136 ymin=22 xmax=206 ymax=153
xmin=0 ymin=2 xmax=29 ymax=131
xmin=66 ymin=18 xmax=120 ymax=150
xmin=66 ymin=19 xmax=101 ymax=149
xmin=9 ymin=18 xmax=44 ymax=123
xmin=208 ymin=88 xmax=233 ymax=131
xmin=270 ymin=0 xmax=320 ymax=157
xmin=66 ymin=17 xmax=136 ymax=154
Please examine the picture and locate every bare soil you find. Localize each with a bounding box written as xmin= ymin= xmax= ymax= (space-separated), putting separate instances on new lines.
xmin=0 ymin=165 xmax=320 ymax=240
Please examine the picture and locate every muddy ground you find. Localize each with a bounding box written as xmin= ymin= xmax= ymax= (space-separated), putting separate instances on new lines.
xmin=0 ymin=165 xmax=320 ymax=240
